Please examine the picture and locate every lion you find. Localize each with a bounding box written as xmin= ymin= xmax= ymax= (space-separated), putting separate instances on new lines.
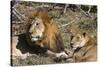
xmin=25 ymin=9 xmax=69 ymax=59
xmin=70 ymin=31 xmax=97 ymax=62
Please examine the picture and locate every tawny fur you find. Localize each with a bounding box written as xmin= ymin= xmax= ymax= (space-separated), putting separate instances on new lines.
xmin=71 ymin=32 xmax=97 ymax=62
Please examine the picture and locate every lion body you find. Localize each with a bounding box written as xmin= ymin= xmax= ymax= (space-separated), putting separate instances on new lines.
xmin=11 ymin=9 xmax=68 ymax=59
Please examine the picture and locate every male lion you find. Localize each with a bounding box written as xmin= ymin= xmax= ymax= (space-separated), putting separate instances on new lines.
xmin=25 ymin=9 xmax=69 ymax=59
xmin=70 ymin=31 xmax=97 ymax=62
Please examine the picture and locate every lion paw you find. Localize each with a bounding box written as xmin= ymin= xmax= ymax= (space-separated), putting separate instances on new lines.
xmin=56 ymin=52 xmax=68 ymax=59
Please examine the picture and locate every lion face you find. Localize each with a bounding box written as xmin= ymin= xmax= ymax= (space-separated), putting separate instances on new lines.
xmin=70 ymin=32 xmax=89 ymax=50
xmin=28 ymin=17 xmax=45 ymax=42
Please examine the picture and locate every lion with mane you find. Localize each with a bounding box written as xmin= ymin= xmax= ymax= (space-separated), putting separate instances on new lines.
xmin=25 ymin=9 xmax=69 ymax=58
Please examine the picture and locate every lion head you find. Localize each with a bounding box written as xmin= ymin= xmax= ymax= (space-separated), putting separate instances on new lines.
xmin=70 ymin=32 xmax=90 ymax=50
xmin=28 ymin=17 xmax=45 ymax=41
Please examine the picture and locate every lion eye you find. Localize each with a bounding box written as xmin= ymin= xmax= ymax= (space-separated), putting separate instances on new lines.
xmin=36 ymin=23 xmax=39 ymax=26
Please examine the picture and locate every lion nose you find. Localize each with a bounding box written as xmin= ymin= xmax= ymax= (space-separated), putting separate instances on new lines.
xmin=28 ymin=32 xmax=32 ymax=35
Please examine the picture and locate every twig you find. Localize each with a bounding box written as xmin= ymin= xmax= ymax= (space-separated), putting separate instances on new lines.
xmin=87 ymin=6 xmax=92 ymax=18
xmin=63 ymin=4 xmax=69 ymax=14
xmin=88 ymin=6 xmax=92 ymax=13
xmin=76 ymin=5 xmax=91 ymax=18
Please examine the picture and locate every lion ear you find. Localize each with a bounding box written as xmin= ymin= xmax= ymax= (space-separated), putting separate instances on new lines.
xmin=82 ymin=32 xmax=87 ymax=37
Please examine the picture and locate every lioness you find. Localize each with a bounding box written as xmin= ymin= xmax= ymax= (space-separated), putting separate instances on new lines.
xmin=70 ymin=31 xmax=97 ymax=62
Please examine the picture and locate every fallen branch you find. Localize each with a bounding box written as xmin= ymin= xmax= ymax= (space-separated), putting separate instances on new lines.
xmin=12 ymin=10 xmax=24 ymax=22
xmin=14 ymin=7 xmax=26 ymax=19
xmin=12 ymin=3 xmax=26 ymax=22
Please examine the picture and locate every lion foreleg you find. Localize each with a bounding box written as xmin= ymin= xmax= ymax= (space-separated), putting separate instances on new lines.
xmin=46 ymin=50 xmax=56 ymax=57
xmin=46 ymin=50 xmax=69 ymax=59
